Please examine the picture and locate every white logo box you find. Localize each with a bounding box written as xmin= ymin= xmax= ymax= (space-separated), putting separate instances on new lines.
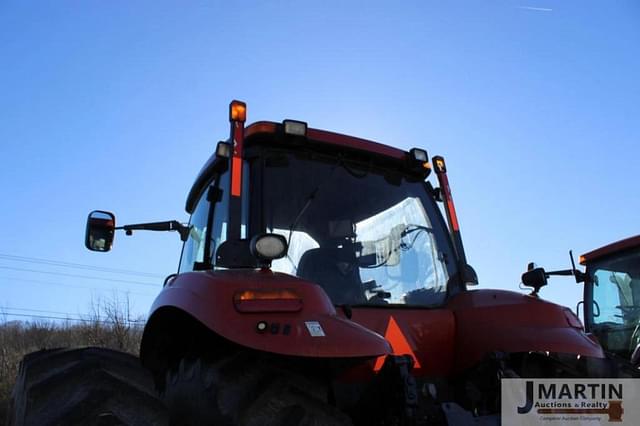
xmin=502 ymin=379 xmax=640 ymax=426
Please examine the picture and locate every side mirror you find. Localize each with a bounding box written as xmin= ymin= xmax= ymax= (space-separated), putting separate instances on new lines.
xmin=522 ymin=267 xmax=548 ymax=294
xmin=85 ymin=210 xmax=116 ymax=252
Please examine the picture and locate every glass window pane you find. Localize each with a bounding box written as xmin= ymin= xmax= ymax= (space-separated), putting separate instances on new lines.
xmin=259 ymin=149 xmax=451 ymax=307
xmin=589 ymin=247 xmax=640 ymax=356
xmin=178 ymin=170 xmax=231 ymax=272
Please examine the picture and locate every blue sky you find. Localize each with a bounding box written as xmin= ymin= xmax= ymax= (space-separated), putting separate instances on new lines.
xmin=1 ymin=1 xmax=638 ymax=322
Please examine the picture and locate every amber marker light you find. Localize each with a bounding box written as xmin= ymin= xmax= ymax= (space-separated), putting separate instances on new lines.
xmin=229 ymin=100 xmax=247 ymax=122
xmin=235 ymin=289 xmax=300 ymax=301
xmin=233 ymin=289 xmax=302 ymax=313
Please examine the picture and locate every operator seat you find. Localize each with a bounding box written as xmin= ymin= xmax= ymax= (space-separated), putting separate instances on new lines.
xmin=297 ymin=245 xmax=366 ymax=306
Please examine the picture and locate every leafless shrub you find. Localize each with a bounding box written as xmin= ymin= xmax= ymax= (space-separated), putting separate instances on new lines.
xmin=80 ymin=292 xmax=144 ymax=353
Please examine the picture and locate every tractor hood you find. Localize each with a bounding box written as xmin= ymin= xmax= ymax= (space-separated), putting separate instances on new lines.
xmin=448 ymin=289 xmax=605 ymax=372
xmin=148 ymin=269 xmax=392 ymax=359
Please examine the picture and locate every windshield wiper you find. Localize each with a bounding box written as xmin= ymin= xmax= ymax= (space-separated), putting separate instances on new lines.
xmin=286 ymin=163 xmax=339 ymax=247
xmin=287 ymin=186 xmax=320 ymax=245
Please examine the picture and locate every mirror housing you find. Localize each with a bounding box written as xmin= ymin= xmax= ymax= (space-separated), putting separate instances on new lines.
xmin=522 ymin=267 xmax=548 ymax=294
xmin=85 ymin=210 xmax=116 ymax=252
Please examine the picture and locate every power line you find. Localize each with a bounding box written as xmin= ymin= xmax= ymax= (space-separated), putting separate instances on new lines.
xmin=0 ymin=254 xmax=167 ymax=278
xmin=0 ymin=275 xmax=155 ymax=297
xmin=0 ymin=253 xmax=166 ymax=278
xmin=0 ymin=253 xmax=167 ymax=278
xmin=0 ymin=312 xmax=145 ymax=325
xmin=0 ymin=306 xmax=148 ymax=323
xmin=0 ymin=306 xmax=84 ymax=316
xmin=0 ymin=266 xmax=160 ymax=288
xmin=0 ymin=255 xmax=162 ymax=324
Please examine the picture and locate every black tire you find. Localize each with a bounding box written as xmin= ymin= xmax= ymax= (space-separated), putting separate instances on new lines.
xmin=7 ymin=347 xmax=168 ymax=426
xmin=163 ymin=353 xmax=352 ymax=426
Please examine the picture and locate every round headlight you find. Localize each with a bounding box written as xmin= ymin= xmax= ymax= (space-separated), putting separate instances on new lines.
xmin=250 ymin=234 xmax=288 ymax=261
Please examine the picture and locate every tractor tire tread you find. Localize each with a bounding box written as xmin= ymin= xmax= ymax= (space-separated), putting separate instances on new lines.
xmin=164 ymin=353 xmax=352 ymax=426
xmin=8 ymin=346 xmax=167 ymax=426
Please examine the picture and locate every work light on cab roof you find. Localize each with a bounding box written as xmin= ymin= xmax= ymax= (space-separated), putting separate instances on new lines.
xmin=215 ymin=141 xmax=231 ymax=158
xmin=283 ymin=119 xmax=308 ymax=137
xmin=409 ymin=148 xmax=428 ymax=163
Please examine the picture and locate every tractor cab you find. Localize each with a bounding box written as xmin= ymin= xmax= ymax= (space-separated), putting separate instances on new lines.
xmin=173 ymin=101 xmax=475 ymax=309
xmin=182 ymin=131 xmax=457 ymax=307
xmin=85 ymin=101 xmax=477 ymax=308
xmin=580 ymin=236 xmax=640 ymax=363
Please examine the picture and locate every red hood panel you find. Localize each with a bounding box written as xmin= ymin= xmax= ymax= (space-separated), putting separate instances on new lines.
xmin=149 ymin=270 xmax=391 ymax=359
xmin=448 ymin=289 xmax=604 ymax=372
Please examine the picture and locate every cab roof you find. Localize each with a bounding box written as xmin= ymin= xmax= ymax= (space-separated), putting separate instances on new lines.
xmin=580 ymin=235 xmax=640 ymax=265
xmin=186 ymin=121 xmax=414 ymax=213
xmin=245 ymin=121 xmax=407 ymax=160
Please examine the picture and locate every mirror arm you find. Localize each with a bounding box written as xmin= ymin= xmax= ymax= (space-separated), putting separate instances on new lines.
xmin=116 ymin=221 xmax=190 ymax=242
xmin=546 ymin=269 xmax=574 ymax=277
xmin=546 ymin=268 xmax=587 ymax=283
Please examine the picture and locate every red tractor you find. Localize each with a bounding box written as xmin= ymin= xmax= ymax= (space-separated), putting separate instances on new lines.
xmin=522 ymin=235 xmax=640 ymax=377
xmin=10 ymin=101 xmax=609 ymax=425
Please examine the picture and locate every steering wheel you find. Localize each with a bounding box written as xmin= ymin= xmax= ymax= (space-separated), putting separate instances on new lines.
xmin=616 ymin=305 xmax=640 ymax=314
xmin=630 ymin=321 xmax=640 ymax=353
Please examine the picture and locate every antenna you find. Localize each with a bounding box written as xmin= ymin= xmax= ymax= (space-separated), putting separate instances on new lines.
xmin=569 ymin=250 xmax=586 ymax=283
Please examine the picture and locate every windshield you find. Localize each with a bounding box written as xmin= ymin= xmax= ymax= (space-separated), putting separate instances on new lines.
xmin=252 ymin=148 xmax=454 ymax=307
xmin=589 ymin=247 xmax=640 ymax=357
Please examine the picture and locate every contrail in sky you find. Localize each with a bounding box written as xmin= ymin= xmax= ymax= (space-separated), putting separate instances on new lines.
xmin=519 ymin=6 xmax=553 ymax=12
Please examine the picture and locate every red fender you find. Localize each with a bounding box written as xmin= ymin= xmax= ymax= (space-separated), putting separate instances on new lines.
xmin=147 ymin=269 xmax=391 ymax=358
xmin=448 ymin=289 xmax=605 ymax=372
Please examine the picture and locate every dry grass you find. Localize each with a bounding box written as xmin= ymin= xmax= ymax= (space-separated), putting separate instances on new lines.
xmin=0 ymin=296 xmax=144 ymax=425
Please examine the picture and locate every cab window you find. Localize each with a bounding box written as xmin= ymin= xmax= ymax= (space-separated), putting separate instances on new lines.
xmin=178 ymin=171 xmax=230 ymax=272
xmin=590 ymin=247 xmax=640 ymax=356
